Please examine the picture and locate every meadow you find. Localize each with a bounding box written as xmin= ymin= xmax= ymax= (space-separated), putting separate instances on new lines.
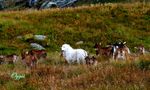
xmin=0 ymin=2 xmax=150 ymax=90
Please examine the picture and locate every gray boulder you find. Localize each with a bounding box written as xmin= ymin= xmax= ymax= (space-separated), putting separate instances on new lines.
xmin=30 ymin=43 xmax=45 ymax=50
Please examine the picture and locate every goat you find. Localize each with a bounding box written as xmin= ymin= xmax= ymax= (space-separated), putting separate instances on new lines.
xmin=5 ymin=54 xmax=18 ymax=64
xmin=21 ymin=50 xmax=38 ymax=69
xmin=0 ymin=55 xmax=5 ymax=64
xmin=114 ymin=47 xmax=129 ymax=60
xmin=85 ymin=56 xmax=98 ymax=66
xmin=135 ymin=45 xmax=146 ymax=55
xmin=113 ymin=42 xmax=130 ymax=60
xmin=0 ymin=54 xmax=18 ymax=64
xmin=94 ymin=43 xmax=113 ymax=58
xmin=30 ymin=49 xmax=47 ymax=59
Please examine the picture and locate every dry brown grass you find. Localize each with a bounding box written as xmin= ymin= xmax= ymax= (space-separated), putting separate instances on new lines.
xmin=0 ymin=53 xmax=150 ymax=89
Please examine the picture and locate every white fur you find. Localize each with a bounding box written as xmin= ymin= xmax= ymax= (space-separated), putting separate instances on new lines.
xmin=13 ymin=55 xmax=18 ymax=63
xmin=61 ymin=44 xmax=88 ymax=64
xmin=116 ymin=50 xmax=126 ymax=60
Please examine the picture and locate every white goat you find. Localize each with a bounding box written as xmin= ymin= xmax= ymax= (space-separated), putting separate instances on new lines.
xmin=61 ymin=44 xmax=88 ymax=64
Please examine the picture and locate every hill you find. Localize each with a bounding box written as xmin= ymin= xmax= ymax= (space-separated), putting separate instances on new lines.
xmin=0 ymin=3 xmax=150 ymax=90
xmin=0 ymin=3 xmax=150 ymax=54
xmin=1 ymin=0 xmax=147 ymax=10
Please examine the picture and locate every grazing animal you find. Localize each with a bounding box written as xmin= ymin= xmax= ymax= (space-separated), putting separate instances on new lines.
xmin=21 ymin=50 xmax=38 ymax=69
xmin=21 ymin=49 xmax=47 ymax=60
xmin=30 ymin=49 xmax=47 ymax=59
xmin=113 ymin=42 xmax=130 ymax=60
xmin=61 ymin=44 xmax=88 ymax=64
xmin=0 ymin=54 xmax=18 ymax=64
xmin=94 ymin=43 xmax=113 ymax=57
xmin=94 ymin=41 xmax=131 ymax=60
xmin=85 ymin=56 xmax=98 ymax=66
xmin=117 ymin=42 xmax=130 ymax=54
xmin=5 ymin=54 xmax=18 ymax=64
xmin=0 ymin=55 xmax=5 ymax=64
xmin=135 ymin=45 xmax=145 ymax=55
xmin=114 ymin=47 xmax=129 ymax=60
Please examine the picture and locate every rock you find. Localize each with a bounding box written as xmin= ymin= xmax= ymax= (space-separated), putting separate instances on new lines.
xmin=30 ymin=43 xmax=45 ymax=50
xmin=34 ymin=35 xmax=47 ymax=41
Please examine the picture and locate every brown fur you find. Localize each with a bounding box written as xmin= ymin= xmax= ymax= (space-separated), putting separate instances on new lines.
xmin=127 ymin=54 xmax=138 ymax=62
xmin=31 ymin=50 xmax=47 ymax=59
xmin=0 ymin=54 xmax=18 ymax=64
xmin=94 ymin=43 xmax=113 ymax=57
xmin=21 ymin=50 xmax=38 ymax=69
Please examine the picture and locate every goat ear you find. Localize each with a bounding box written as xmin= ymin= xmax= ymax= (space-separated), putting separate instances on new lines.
xmin=118 ymin=42 xmax=121 ymax=44
xmin=99 ymin=42 xmax=101 ymax=45
xmin=134 ymin=47 xmax=137 ymax=49
xmin=123 ymin=42 xmax=126 ymax=44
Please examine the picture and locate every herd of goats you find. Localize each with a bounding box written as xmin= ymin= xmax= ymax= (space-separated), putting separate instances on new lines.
xmin=61 ymin=42 xmax=148 ymax=66
xmin=0 ymin=41 xmax=149 ymax=69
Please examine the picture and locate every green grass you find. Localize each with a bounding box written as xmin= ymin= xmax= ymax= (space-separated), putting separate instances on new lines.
xmin=0 ymin=3 xmax=149 ymax=54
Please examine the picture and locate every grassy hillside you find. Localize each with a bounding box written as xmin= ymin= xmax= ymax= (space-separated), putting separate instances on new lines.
xmin=0 ymin=3 xmax=150 ymax=54
xmin=0 ymin=3 xmax=150 ymax=90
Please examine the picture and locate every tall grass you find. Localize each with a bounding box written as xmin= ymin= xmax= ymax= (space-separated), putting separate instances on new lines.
xmin=0 ymin=54 xmax=150 ymax=89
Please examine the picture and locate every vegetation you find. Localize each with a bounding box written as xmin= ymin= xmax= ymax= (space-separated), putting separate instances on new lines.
xmin=0 ymin=53 xmax=150 ymax=90
xmin=0 ymin=2 xmax=150 ymax=90
xmin=0 ymin=2 xmax=150 ymax=54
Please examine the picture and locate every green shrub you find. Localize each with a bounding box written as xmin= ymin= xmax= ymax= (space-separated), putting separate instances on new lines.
xmin=135 ymin=60 xmax=150 ymax=70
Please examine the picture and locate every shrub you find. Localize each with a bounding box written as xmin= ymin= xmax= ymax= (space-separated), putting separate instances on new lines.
xmin=135 ymin=60 xmax=150 ymax=70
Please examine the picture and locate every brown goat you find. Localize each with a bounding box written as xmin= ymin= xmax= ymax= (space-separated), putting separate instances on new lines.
xmin=31 ymin=49 xmax=47 ymax=59
xmin=85 ymin=56 xmax=98 ymax=66
xmin=94 ymin=43 xmax=113 ymax=58
xmin=0 ymin=54 xmax=18 ymax=64
xmin=21 ymin=50 xmax=38 ymax=69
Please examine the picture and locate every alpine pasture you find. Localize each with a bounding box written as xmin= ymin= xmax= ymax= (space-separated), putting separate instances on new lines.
xmin=0 ymin=3 xmax=150 ymax=90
